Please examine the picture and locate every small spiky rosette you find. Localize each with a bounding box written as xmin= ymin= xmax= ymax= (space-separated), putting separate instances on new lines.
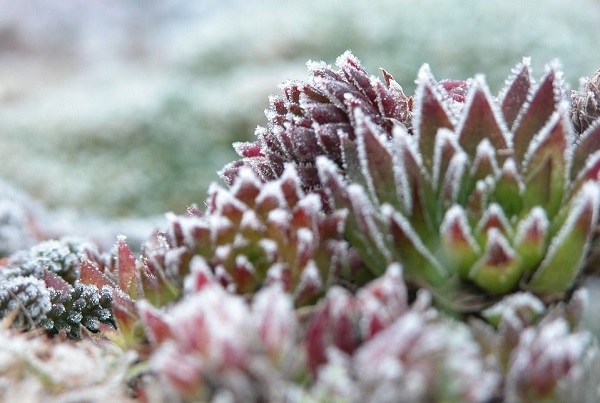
xmin=219 ymin=51 xmax=412 ymax=200
xmin=222 ymin=52 xmax=600 ymax=311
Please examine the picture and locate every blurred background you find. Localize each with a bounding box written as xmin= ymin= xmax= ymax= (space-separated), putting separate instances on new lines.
xmin=1 ymin=0 xmax=600 ymax=225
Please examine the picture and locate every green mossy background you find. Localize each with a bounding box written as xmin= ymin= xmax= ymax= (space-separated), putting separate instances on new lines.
xmin=1 ymin=0 xmax=600 ymax=218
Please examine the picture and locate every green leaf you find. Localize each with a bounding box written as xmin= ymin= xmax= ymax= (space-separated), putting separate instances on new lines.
xmin=522 ymin=110 xmax=570 ymax=218
xmin=440 ymin=205 xmax=481 ymax=278
xmin=469 ymin=228 xmax=523 ymax=295
xmin=514 ymin=207 xmax=549 ymax=274
xmin=492 ymin=158 xmax=524 ymax=218
xmin=384 ymin=205 xmax=448 ymax=287
xmin=527 ymin=182 xmax=599 ymax=292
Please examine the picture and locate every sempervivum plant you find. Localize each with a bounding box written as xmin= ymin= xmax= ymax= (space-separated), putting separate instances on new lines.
xmin=225 ymin=51 xmax=600 ymax=311
xmin=158 ymin=165 xmax=355 ymax=305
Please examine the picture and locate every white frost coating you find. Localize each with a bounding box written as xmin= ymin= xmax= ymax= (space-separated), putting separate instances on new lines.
xmin=570 ymin=150 xmax=600 ymax=195
xmin=469 ymin=227 xmax=516 ymax=279
xmin=347 ymin=184 xmax=391 ymax=261
xmin=208 ymin=215 xmax=234 ymax=244
xmin=183 ymin=256 xmax=214 ymax=293
xmin=297 ymin=193 xmax=322 ymax=217
xmin=214 ymin=244 xmax=232 ymax=262
xmin=296 ymin=227 xmax=315 ymax=249
xmin=256 ymin=181 xmax=287 ymax=210
xmin=475 ymin=203 xmax=514 ymax=238
xmin=167 ymin=285 xmax=251 ymax=368
xmin=354 ymin=107 xmax=387 ymax=206
xmin=177 ymin=215 xmax=208 ymax=249
xmin=506 ymin=317 xmax=592 ymax=402
xmin=381 ymin=204 xmax=447 ymax=278
xmin=298 ymin=260 xmax=322 ymax=293
xmin=335 ymin=50 xmax=360 ymax=69
xmin=498 ymin=157 xmax=525 ymax=193
xmin=235 ymin=254 xmax=255 ymax=272
xmin=470 ymin=138 xmax=500 ymax=179
xmin=240 ymin=210 xmax=264 ymax=232
xmin=311 ymin=76 xmax=346 ymax=110
xmin=354 ymin=311 xmax=498 ymax=402
xmin=455 ymin=74 xmax=512 ymax=146
xmin=498 ymin=57 xmax=532 ymax=104
xmin=280 ymin=163 xmax=304 ymax=197
xmin=440 ymin=205 xmax=481 ymax=254
xmin=215 ymin=186 xmax=248 ymax=216
xmin=267 ymin=208 xmax=291 ymax=229
xmin=231 ymin=167 xmax=262 ymax=194
xmin=413 ymin=63 xmax=456 ymax=137
xmin=391 ymin=129 xmax=416 ymax=214
xmin=431 ymin=128 xmax=463 ymax=191
xmin=512 ymin=62 xmax=565 ymax=141
xmin=259 ymin=239 xmax=278 ymax=260
xmin=513 ymin=206 xmax=549 ymax=246
xmin=536 ymin=181 xmax=599 ymax=272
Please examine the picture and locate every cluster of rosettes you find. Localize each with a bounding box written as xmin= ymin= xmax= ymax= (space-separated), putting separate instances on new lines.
xmin=223 ymin=51 xmax=600 ymax=312
xmin=139 ymin=265 xmax=600 ymax=402
xmin=0 ymin=238 xmax=115 ymax=338
xmin=3 ymin=52 xmax=600 ymax=402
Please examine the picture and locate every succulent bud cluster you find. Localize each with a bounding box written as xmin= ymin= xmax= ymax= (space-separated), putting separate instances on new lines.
xmin=0 ymin=238 xmax=115 ymax=338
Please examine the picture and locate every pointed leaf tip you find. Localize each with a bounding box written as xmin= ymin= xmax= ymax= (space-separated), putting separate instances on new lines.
xmin=528 ymin=181 xmax=599 ymax=293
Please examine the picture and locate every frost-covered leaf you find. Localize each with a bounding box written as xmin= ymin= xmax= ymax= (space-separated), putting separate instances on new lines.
xmin=527 ymin=182 xmax=599 ymax=293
